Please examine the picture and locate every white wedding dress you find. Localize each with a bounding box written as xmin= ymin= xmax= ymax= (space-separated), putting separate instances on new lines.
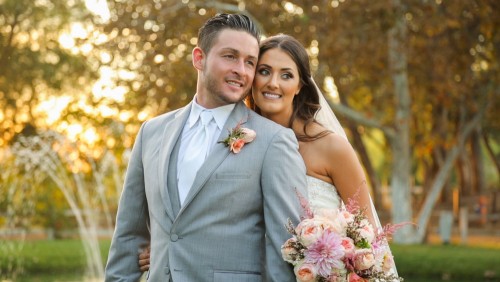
xmin=306 ymin=175 xmax=342 ymax=211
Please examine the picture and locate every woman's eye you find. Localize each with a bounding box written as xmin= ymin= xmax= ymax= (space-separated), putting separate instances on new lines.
xmin=258 ymin=69 xmax=270 ymax=75
xmin=282 ymin=73 xmax=293 ymax=79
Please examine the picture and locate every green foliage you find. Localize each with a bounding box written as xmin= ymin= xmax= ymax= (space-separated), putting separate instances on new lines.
xmin=0 ymin=0 xmax=97 ymax=144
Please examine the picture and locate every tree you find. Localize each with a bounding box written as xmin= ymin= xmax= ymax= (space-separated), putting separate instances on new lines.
xmin=0 ymin=0 xmax=97 ymax=146
xmin=95 ymin=0 xmax=500 ymax=244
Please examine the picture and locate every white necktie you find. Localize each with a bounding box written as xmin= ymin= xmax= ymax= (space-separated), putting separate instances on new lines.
xmin=178 ymin=110 xmax=214 ymax=205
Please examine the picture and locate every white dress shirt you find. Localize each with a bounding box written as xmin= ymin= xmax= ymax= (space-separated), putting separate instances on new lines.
xmin=177 ymin=96 xmax=235 ymax=205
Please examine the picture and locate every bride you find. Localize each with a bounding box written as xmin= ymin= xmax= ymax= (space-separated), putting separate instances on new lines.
xmin=139 ymin=34 xmax=397 ymax=276
xmin=247 ymin=34 xmax=376 ymax=224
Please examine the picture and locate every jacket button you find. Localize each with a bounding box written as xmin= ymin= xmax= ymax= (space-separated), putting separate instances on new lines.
xmin=165 ymin=266 xmax=170 ymax=274
xmin=170 ymin=234 xmax=179 ymax=241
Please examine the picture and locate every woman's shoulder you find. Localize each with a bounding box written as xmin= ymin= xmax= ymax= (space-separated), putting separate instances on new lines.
xmin=306 ymin=123 xmax=352 ymax=153
xmin=317 ymin=131 xmax=353 ymax=158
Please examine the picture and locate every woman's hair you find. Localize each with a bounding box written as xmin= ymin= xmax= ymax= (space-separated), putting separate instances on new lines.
xmin=247 ymin=34 xmax=329 ymax=141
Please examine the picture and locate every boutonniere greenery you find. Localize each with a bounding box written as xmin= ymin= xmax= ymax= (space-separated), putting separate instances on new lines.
xmin=219 ymin=122 xmax=256 ymax=154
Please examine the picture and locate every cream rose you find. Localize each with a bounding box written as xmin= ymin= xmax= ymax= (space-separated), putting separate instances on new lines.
xmin=294 ymin=262 xmax=317 ymax=282
xmin=382 ymin=252 xmax=395 ymax=273
xmin=295 ymin=217 xmax=334 ymax=247
xmin=357 ymin=219 xmax=375 ymax=243
xmin=240 ymin=127 xmax=256 ymax=143
xmin=353 ymin=249 xmax=375 ymax=271
xmin=281 ymin=237 xmax=299 ymax=264
xmin=338 ymin=210 xmax=355 ymax=225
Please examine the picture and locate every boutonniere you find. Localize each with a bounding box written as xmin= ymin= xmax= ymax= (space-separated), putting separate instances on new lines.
xmin=219 ymin=122 xmax=256 ymax=154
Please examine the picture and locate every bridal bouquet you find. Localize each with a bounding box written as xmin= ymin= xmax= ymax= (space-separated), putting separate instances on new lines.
xmin=282 ymin=196 xmax=403 ymax=282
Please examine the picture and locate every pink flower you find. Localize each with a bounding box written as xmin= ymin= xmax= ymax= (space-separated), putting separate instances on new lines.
xmin=348 ymin=272 xmax=367 ymax=282
xmin=229 ymin=139 xmax=245 ymax=154
xmin=341 ymin=237 xmax=355 ymax=256
xmin=353 ymin=249 xmax=375 ymax=271
xmin=305 ymin=230 xmax=345 ymax=277
xmin=240 ymin=127 xmax=256 ymax=142
xmin=282 ymin=194 xmax=406 ymax=281
xmin=219 ymin=121 xmax=256 ymax=154
xmin=294 ymin=262 xmax=317 ymax=282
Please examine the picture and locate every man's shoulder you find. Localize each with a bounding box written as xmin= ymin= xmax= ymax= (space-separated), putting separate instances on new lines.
xmin=246 ymin=110 xmax=296 ymax=143
xmin=143 ymin=107 xmax=184 ymax=127
xmin=247 ymin=110 xmax=286 ymax=132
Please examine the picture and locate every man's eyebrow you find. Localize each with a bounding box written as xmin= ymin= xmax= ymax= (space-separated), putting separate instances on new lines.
xmin=220 ymin=47 xmax=239 ymax=54
xmin=221 ymin=47 xmax=258 ymax=61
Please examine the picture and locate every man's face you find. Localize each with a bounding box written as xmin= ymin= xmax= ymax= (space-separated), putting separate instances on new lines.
xmin=194 ymin=29 xmax=259 ymax=109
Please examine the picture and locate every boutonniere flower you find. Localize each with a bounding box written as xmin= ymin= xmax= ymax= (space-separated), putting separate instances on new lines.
xmin=219 ymin=122 xmax=256 ymax=154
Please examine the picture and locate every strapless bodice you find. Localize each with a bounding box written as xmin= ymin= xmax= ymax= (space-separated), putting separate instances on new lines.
xmin=306 ymin=175 xmax=341 ymax=212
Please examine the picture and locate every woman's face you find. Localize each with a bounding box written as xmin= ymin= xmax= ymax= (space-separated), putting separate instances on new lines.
xmin=252 ymin=48 xmax=301 ymax=122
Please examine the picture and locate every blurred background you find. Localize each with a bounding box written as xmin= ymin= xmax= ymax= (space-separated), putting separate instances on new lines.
xmin=0 ymin=0 xmax=499 ymax=281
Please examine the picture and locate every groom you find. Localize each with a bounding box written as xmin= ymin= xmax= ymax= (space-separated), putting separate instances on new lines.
xmin=105 ymin=13 xmax=307 ymax=281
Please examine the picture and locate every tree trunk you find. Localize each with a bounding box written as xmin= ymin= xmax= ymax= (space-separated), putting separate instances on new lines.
xmin=482 ymin=132 xmax=500 ymax=177
xmin=387 ymin=0 xmax=414 ymax=244
xmin=471 ymin=129 xmax=486 ymax=194
xmin=413 ymin=109 xmax=484 ymax=242
xmin=458 ymin=144 xmax=475 ymax=197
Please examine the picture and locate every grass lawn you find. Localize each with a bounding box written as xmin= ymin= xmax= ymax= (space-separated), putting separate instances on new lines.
xmin=392 ymin=244 xmax=500 ymax=281
xmin=1 ymin=239 xmax=499 ymax=281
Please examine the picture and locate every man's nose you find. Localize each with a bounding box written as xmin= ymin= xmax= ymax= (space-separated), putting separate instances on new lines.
xmin=232 ymin=59 xmax=247 ymax=76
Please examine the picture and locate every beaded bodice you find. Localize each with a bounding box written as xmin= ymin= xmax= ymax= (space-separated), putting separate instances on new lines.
xmin=306 ymin=175 xmax=341 ymax=212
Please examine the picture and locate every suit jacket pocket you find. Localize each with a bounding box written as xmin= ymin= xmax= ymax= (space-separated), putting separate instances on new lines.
xmin=215 ymin=172 xmax=251 ymax=179
xmin=213 ymin=270 xmax=261 ymax=282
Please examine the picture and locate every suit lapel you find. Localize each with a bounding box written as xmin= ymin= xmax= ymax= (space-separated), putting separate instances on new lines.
xmin=158 ymin=102 xmax=191 ymax=221
xmin=179 ymin=102 xmax=249 ymax=215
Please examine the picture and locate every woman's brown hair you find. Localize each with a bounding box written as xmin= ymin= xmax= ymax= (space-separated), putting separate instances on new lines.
xmin=247 ymin=34 xmax=329 ymax=141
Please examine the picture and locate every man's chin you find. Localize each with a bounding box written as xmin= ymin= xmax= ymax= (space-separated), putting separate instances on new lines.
xmin=219 ymin=92 xmax=247 ymax=104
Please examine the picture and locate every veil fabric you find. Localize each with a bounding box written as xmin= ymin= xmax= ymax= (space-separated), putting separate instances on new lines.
xmin=313 ymin=79 xmax=348 ymax=141
xmin=311 ymin=77 xmax=399 ymax=277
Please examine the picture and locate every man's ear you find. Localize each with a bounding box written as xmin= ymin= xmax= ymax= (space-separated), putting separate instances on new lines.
xmin=192 ymin=47 xmax=205 ymax=70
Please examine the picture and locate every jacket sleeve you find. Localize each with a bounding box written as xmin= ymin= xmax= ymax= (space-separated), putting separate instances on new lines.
xmin=261 ymin=127 xmax=307 ymax=281
xmin=105 ymin=122 xmax=150 ymax=281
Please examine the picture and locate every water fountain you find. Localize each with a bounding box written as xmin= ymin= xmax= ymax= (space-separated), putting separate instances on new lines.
xmin=1 ymin=130 xmax=125 ymax=280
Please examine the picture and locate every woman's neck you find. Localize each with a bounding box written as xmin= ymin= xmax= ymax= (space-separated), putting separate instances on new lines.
xmin=261 ymin=113 xmax=291 ymax=128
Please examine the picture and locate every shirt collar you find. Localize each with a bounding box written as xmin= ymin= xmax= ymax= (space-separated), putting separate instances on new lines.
xmin=187 ymin=95 xmax=236 ymax=130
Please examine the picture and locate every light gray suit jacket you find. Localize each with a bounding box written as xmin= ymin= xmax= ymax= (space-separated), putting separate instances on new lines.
xmin=105 ymin=101 xmax=307 ymax=281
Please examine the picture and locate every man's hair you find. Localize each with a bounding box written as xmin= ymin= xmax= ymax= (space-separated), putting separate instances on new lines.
xmin=198 ymin=13 xmax=260 ymax=54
